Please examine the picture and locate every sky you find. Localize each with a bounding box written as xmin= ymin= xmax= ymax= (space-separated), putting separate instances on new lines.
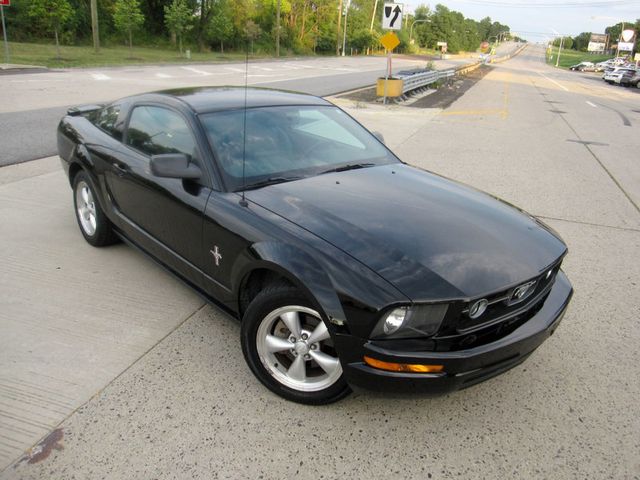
xmin=403 ymin=0 xmax=640 ymax=42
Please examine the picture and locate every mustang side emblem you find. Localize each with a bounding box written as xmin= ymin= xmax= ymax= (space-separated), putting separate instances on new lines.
xmin=210 ymin=246 xmax=222 ymax=266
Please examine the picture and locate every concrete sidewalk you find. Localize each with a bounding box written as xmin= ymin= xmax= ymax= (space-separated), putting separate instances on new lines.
xmin=1 ymin=46 xmax=639 ymax=479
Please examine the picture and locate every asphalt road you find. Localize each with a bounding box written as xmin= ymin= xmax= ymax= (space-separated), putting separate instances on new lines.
xmin=0 ymin=54 xmax=479 ymax=166
xmin=1 ymin=44 xmax=639 ymax=479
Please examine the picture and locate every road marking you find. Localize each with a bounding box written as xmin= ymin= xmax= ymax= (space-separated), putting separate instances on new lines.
xmin=502 ymin=75 xmax=510 ymax=119
xmin=225 ymin=67 xmax=245 ymax=73
xmin=586 ymin=101 xmax=597 ymax=108
xmin=538 ymin=72 xmax=569 ymax=92
xmin=180 ymin=66 xmax=212 ymax=76
xmin=440 ymin=109 xmax=506 ymax=116
xmin=155 ymin=73 xmax=172 ymax=78
xmin=91 ymin=73 xmax=110 ymax=81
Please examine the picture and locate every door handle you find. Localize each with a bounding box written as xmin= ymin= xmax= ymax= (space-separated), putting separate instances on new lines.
xmin=113 ymin=163 xmax=128 ymax=176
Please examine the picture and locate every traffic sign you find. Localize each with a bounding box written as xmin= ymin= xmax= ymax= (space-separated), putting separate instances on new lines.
xmin=380 ymin=31 xmax=400 ymax=51
xmin=0 ymin=0 xmax=10 ymax=6
xmin=382 ymin=3 xmax=403 ymax=30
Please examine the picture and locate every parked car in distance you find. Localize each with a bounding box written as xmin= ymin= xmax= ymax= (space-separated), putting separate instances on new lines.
xmin=604 ymin=67 xmax=637 ymax=85
xmin=569 ymin=61 xmax=595 ymax=71
xmin=621 ymin=71 xmax=640 ymax=88
xmin=57 ymin=87 xmax=573 ymax=405
xmin=595 ymin=58 xmax=626 ymax=72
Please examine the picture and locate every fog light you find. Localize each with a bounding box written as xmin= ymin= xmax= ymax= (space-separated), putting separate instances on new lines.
xmin=364 ymin=356 xmax=444 ymax=373
xmin=383 ymin=307 xmax=408 ymax=335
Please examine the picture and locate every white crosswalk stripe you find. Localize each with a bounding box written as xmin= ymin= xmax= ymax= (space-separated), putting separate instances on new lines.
xmin=91 ymin=73 xmax=110 ymax=81
xmin=180 ymin=66 xmax=212 ymax=76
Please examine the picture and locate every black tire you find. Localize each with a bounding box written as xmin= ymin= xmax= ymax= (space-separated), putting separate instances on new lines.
xmin=241 ymin=285 xmax=351 ymax=405
xmin=72 ymin=171 xmax=119 ymax=247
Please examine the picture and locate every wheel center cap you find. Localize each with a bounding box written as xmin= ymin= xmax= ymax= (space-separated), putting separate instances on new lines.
xmin=294 ymin=341 xmax=309 ymax=355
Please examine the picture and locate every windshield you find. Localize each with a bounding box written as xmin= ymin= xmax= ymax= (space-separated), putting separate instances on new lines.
xmin=200 ymin=105 xmax=399 ymax=191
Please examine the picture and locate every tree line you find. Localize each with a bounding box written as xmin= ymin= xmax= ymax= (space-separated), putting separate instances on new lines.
xmin=554 ymin=19 xmax=640 ymax=53
xmin=4 ymin=0 xmax=514 ymax=56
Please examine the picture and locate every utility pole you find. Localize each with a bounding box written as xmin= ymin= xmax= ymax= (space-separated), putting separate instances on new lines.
xmin=341 ymin=0 xmax=350 ymax=57
xmin=1 ymin=4 xmax=9 ymax=64
xmin=369 ymin=0 xmax=378 ymax=32
xmin=335 ymin=0 xmax=343 ymax=56
xmin=615 ymin=22 xmax=625 ymax=59
xmin=555 ymin=35 xmax=564 ymax=67
xmin=275 ymin=0 xmax=281 ymax=57
xmin=90 ymin=0 xmax=99 ymax=52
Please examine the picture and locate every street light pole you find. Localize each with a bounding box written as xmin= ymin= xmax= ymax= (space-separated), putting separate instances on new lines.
xmin=409 ymin=19 xmax=430 ymax=46
xmin=555 ymin=35 xmax=564 ymax=67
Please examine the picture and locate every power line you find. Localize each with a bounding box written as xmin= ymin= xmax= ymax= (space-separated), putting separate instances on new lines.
xmin=449 ymin=0 xmax=640 ymax=8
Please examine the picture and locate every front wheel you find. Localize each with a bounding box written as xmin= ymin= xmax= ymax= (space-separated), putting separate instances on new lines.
xmin=241 ymin=285 xmax=351 ymax=404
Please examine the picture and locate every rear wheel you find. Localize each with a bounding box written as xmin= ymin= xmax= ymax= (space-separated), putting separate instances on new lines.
xmin=72 ymin=171 xmax=118 ymax=247
xmin=241 ymin=285 xmax=351 ymax=404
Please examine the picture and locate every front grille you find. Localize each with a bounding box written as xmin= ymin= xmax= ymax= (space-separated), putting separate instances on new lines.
xmin=456 ymin=262 xmax=561 ymax=334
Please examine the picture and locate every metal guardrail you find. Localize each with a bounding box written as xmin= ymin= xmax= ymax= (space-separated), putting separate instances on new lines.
xmin=397 ymin=68 xmax=455 ymax=95
xmin=389 ymin=45 xmax=526 ymax=100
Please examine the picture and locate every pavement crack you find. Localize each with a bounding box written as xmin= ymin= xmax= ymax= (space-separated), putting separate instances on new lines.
xmin=535 ymin=215 xmax=640 ymax=233
xmin=0 ymin=302 xmax=207 ymax=475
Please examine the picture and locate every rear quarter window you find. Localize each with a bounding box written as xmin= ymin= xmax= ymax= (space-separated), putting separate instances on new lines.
xmin=92 ymin=105 xmax=123 ymax=141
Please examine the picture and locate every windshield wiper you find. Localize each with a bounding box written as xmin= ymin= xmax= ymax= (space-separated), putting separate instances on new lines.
xmin=241 ymin=176 xmax=303 ymax=191
xmin=319 ymin=163 xmax=376 ymax=175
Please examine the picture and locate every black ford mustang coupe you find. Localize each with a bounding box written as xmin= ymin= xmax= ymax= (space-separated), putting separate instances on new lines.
xmin=58 ymin=87 xmax=573 ymax=404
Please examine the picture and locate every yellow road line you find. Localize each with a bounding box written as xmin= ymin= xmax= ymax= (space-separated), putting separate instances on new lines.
xmin=440 ymin=72 xmax=511 ymax=118
xmin=440 ymin=109 xmax=506 ymax=116
xmin=502 ymin=75 xmax=510 ymax=119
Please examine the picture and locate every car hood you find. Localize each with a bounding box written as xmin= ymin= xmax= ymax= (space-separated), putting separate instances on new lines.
xmin=246 ymin=164 xmax=567 ymax=301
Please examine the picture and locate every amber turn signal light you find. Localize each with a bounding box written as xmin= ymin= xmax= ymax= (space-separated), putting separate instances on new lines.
xmin=364 ymin=356 xmax=444 ymax=373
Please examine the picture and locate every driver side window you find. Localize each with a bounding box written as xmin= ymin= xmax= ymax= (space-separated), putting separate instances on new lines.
xmin=126 ymin=106 xmax=197 ymax=159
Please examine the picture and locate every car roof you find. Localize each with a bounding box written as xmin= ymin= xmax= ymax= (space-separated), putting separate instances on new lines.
xmin=135 ymin=86 xmax=331 ymax=114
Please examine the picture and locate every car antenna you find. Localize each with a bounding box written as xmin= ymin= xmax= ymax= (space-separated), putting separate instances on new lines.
xmin=239 ymin=38 xmax=249 ymax=208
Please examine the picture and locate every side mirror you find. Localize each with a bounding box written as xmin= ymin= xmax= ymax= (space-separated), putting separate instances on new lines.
xmin=150 ymin=153 xmax=202 ymax=179
xmin=372 ymin=131 xmax=385 ymax=144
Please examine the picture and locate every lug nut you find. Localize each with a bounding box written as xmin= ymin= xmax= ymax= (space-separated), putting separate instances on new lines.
xmin=289 ymin=336 xmax=296 ymax=343
xmin=310 ymin=344 xmax=317 ymax=350
xmin=304 ymin=354 xmax=311 ymax=360
xmin=301 ymin=333 xmax=308 ymax=340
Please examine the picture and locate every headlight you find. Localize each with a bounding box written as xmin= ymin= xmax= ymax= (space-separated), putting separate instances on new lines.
xmin=371 ymin=304 xmax=449 ymax=339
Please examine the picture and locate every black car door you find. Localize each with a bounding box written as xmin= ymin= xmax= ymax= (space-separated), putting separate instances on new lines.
xmin=105 ymin=104 xmax=211 ymax=283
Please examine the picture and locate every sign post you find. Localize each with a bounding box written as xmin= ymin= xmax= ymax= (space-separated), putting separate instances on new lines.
xmin=1 ymin=0 xmax=9 ymax=64
xmin=380 ymin=3 xmax=403 ymax=105
xmin=379 ymin=31 xmax=400 ymax=105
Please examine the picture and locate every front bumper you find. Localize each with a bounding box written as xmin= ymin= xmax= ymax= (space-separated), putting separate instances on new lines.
xmin=337 ymin=271 xmax=573 ymax=394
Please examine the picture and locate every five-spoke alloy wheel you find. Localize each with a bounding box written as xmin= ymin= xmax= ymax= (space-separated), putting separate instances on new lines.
xmin=72 ymin=171 xmax=118 ymax=247
xmin=241 ymin=285 xmax=351 ymax=404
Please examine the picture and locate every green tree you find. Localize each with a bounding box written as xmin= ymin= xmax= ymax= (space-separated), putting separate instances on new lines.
xmin=208 ymin=1 xmax=234 ymax=52
xmin=244 ymin=19 xmax=262 ymax=54
xmin=572 ymin=32 xmax=591 ymax=51
xmin=164 ymin=0 xmax=192 ymax=53
xmin=28 ymin=0 xmax=73 ymax=59
xmin=113 ymin=0 xmax=145 ymax=51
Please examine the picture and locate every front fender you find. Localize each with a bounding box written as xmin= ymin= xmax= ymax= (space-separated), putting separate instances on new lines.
xmin=232 ymin=241 xmax=348 ymax=328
